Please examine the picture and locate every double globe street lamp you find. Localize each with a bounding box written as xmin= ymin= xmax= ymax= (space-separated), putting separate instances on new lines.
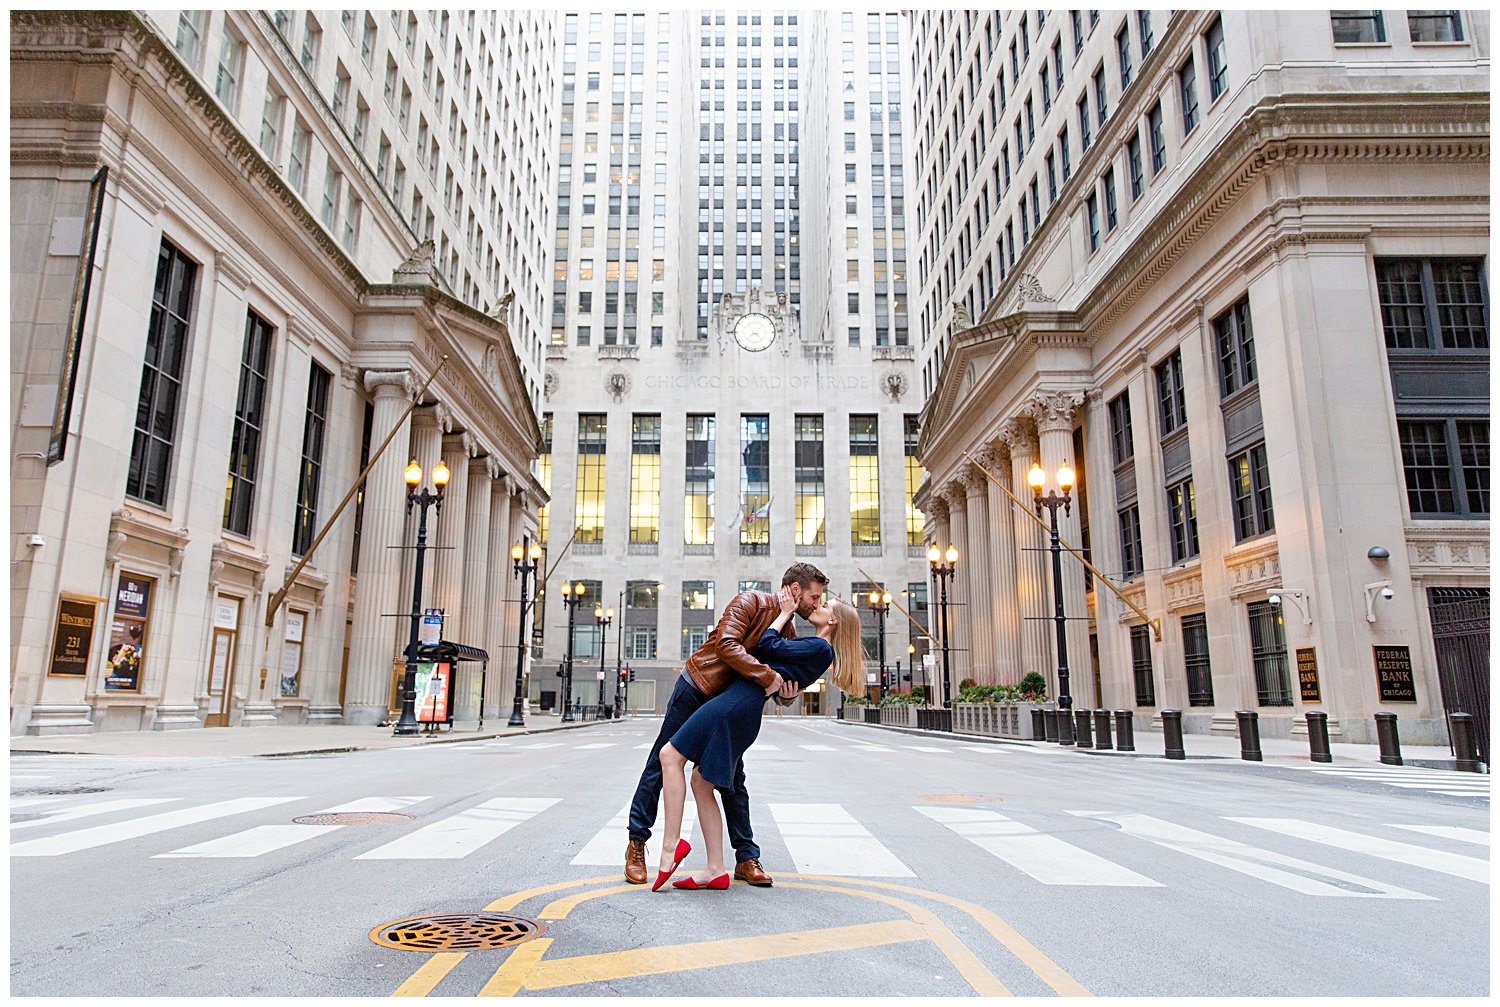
xmin=1029 ymin=461 xmax=1077 ymax=745
xmin=926 ymin=545 xmax=958 ymax=709
xmin=868 ymin=590 xmax=892 ymax=695
xmin=559 ymin=581 xmax=587 ymax=722
xmin=394 ymin=458 xmax=450 ymax=736
xmin=507 ymin=539 xmax=543 ymax=727
xmin=593 ymin=604 xmax=614 ymax=719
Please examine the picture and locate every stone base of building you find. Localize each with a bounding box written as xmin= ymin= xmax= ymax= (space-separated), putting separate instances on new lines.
xmin=151 ymin=705 xmax=203 ymax=731
xmin=306 ymin=704 xmax=344 ymax=725
xmin=341 ymin=704 xmax=389 ymax=726
xmin=1209 ymin=714 xmax=1239 ymax=735
xmin=238 ymin=702 xmax=279 ymax=727
xmin=1290 ymin=715 xmax=1344 ymax=740
xmin=24 ymin=705 xmax=95 ymax=736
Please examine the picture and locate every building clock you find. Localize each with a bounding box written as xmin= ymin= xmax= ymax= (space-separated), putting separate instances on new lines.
xmin=733 ymin=312 xmax=776 ymax=352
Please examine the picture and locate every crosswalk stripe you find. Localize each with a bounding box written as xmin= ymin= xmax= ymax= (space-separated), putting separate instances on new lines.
xmin=633 ymin=743 xmax=652 ymax=750
xmin=917 ymin=807 xmax=1161 ymax=887
xmin=907 ymin=746 xmax=955 ymax=753
xmin=155 ymin=798 xmax=429 ymax=859
xmin=1068 ymin=812 xmax=1432 ymax=899
xmin=1388 ymin=825 xmax=1490 ymax=846
xmin=10 ymin=798 xmax=298 ymax=857
xmin=575 ymin=743 xmax=616 ymax=750
xmin=9 ymin=798 xmax=63 ymax=809
xmin=513 ymin=742 xmax=564 ymax=750
xmin=572 ymin=803 xmax=698 ymax=866
xmin=12 ymin=798 xmax=179 ymax=832
xmin=798 ymin=745 xmax=836 ymax=752
xmin=355 ymin=797 xmax=559 ymax=860
xmin=769 ymin=803 xmax=914 ymax=877
xmin=849 ymin=745 xmax=894 ymax=752
xmin=1229 ymin=818 xmax=1489 ymax=884
xmin=1358 ymin=782 xmax=1489 ymax=792
xmin=1430 ymin=790 xmax=1491 ymax=798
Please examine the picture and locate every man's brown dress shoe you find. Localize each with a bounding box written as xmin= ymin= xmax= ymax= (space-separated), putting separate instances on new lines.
xmin=733 ymin=858 xmax=773 ymax=887
xmin=624 ymin=838 xmax=648 ymax=884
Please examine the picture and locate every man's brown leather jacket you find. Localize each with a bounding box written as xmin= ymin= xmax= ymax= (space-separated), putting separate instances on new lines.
xmin=684 ymin=591 xmax=796 ymax=699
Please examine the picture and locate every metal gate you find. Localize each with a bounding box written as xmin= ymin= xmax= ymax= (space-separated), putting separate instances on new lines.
xmin=1428 ymin=587 xmax=1489 ymax=766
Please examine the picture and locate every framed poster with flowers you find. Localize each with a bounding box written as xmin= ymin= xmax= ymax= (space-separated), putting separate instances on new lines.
xmin=104 ymin=572 xmax=154 ymax=692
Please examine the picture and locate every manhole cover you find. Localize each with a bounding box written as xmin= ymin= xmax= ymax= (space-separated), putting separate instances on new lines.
xmin=916 ymin=794 xmax=1002 ymax=804
xmin=293 ymin=812 xmax=414 ymax=826
xmin=370 ymin=913 xmax=545 ymax=952
xmin=13 ymin=786 xmax=109 ymax=796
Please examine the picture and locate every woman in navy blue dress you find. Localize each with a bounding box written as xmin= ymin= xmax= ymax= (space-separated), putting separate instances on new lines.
xmin=653 ymin=587 xmax=868 ymax=890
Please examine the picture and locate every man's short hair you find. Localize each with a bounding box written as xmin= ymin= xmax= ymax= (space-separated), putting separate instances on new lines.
xmin=781 ymin=562 xmax=829 ymax=590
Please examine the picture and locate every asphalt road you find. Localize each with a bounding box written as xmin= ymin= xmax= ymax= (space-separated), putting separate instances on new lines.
xmin=9 ymin=717 xmax=1490 ymax=997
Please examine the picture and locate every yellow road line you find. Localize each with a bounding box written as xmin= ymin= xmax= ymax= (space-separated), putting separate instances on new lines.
xmin=478 ymin=938 xmax=553 ymax=997
xmin=494 ymin=920 xmax=927 ymax=992
xmin=391 ymin=952 xmax=466 ymax=997
xmin=537 ymin=883 xmax=639 ymax=920
xmin=483 ymin=874 xmax=619 ymax=913
xmin=779 ymin=881 xmax=1010 ymax=997
xmin=791 ymin=874 xmax=1091 ymax=997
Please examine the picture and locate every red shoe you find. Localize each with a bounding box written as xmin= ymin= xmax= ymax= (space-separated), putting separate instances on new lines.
xmin=651 ymin=838 xmax=692 ymax=892
xmin=672 ymin=873 xmax=730 ymax=890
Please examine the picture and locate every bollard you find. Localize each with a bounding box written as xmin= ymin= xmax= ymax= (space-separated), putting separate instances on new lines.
xmin=1057 ymin=705 xmax=1076 ymax=745
xmin=1162 ymin=709 xmax=1186 ymax=760
xmin=1235 ymin=710 xmax=1263 ymax=762
xmin=1093 ymin=708 xmax=1113 ymax=750
xmin=1074 ymin=708 xmax=1093 ymax=749
xmin=1305 ymin=711 xmax=1332 ymax=764
xmin=1115 ymin=710 xmax=1136 ymax=752
xmin=1449 ymin=712 xmax=1481 ymax=773
xmin=1030 ymin=707 xmax=1046 ymax=740
xmin=1043 ymin=708 xmax=1058 ymax=742
xmin=1374 ymin=712 xmax=1403 ymax=766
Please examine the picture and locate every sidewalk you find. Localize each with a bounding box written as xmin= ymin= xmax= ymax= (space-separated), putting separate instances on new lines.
xmin=830 ymin=718 xmax=1480 ymax=772
xmin=8 ymin=712 xmax=634 ymax=759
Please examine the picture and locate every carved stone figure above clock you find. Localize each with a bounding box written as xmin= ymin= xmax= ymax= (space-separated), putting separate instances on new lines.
xmin=712 ymin=286 xmax=799 ymax=356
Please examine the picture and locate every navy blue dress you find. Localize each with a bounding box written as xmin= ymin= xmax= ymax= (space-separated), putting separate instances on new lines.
xmin=667 ymin=629 xmax=834 ymax=790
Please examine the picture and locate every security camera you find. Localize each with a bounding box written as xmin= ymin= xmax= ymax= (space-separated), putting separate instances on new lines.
xmin=1381 ymin=587 xmax=1394 ymax=600
xmin=1268 ymin=594 xmax=1281 ymax=606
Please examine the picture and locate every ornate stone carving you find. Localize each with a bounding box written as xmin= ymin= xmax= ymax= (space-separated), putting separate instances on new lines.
xmin=393 ymin=239 xmax=439 ymax=286
xmin=543 ymin=370 xmax=558 ymax=399
xmin=951 ymin=300 xmax=972 ymax=332
xmin=960 ymin=465 xmax=989 ymax=496
xmin=605 ymin=370 xmax=630 ymax=402
xmin=973 ymin=442 xmax=1008 ymax=475
xmin=213 ymin=249 xmax=250 ymax=291
xmin=1225 ymin=539 xmax=1282 ymax=599
xmin=1027 ymin=390 xmax=1087 ymax=435
xmin=486 ymin=457 xmax=503 ymax=481
xmin=338 ymin=362 xmax=361 ymax=388
xmin=432 ymin=402 xmax=454 ymax=433
xmin=1013 ymin=272 xmax=1057 ymax=308
xmin=998 ymin=417 xmax=1037 ymax=456
xmin=364 ymin=369 xmax=416 ymax=398
xmin=881 ymin=370 xmax=908 ymax=401
xmin=488 ymin=289 xmax=515 ymax=318
xmin=1163 ymin=566 xmax=1205 ymax=613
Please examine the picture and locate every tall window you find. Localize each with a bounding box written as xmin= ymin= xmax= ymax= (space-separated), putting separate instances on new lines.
xmin=1103 ymin=168 xmax=1118 ymax=231
xmin=537 ymin=413 xmax=552 ymax=543
xmin=1147 ymin=102 xmax=1166 ymax=173
xmin=1086 ymin=193 xmax=1100 ymax=252
xmin=1156 ymin=351 xmax=1187 ymax=434
xmin=624 ymin=581 xmax=659 ymax=660
xmin=127 ymin=241 xmax=197 ymax=507
xmin=1116 ymin=25 xmax=1133 ymax=89
xmin=1178 ymin=54 xmax=1199 ymax=133
xmin=259 ymin=87 xmax=284 ymax=158
xmin=1215 ymin=295 xmax=1258 ymax=397
xmin=629 ymin=415 xmax=661 ymax=544
xmin=1182 ymin=614 xmax=1214 ymax=706
xmin=1109 ymin=392 xmax=1134 ymax=465
xmin=681 ymin=580 xmax=715 ymax=658
xmin=849 ymin=415 xmax=881 ymax=545
xmin=1118 ymin=503 xmax=1143 ymax=579
xmin=1375 ymin=258 xmax=1488 ymax=350
xmin=1248 ymin=601 xmax=1293 ymax=706
xmin=904 ymin=415 xmax=925 ymax=546
xmin=575 ymin=414 xmax=607 ymax=543
xmin=1330 ymin=10 xmax=1386 ymax=43
xmin=1077 ymin=94 xmax=1091 ymax=151
xmin=1399 ymin=420 xmax=1489 ymax=517
xmin=794 ymin=414 xmax=826 ymax=546
xmin=175 ymin=11 xmax=205 ymax=67
xmin=1138 ymin=11 xmax=1154 ymax=56
xmin=1229 ymin=443 xmax=1275 ymax=540
xmin=1166 ymin=478 xmax=1199 ymax=563
xmin=685 ymin=414 xmax=716 ymax=545
xmin=740 ymin=415 xmax=770 ymax=555
xmin=1130 ymin=624 xmax=1156 ymax=706
xmin=1408 ymin=10 xmax=1463 ymax=42
xmin=571 ymin=580 xmax=603 ymax=659
xmin=292 ymin=363 xmax=331 ymax=556
xmin=1206 ymin=16 xmax=1228 ymax=100
xmin=1093 ymin=64 xmax=1108 ymax=124
xmin=1127 ymin=134 xmax=1144 ymax=200
xmin=907 ymin=582 xmax=930 ymax=666
xmin=223 ymin=311 xmax=274 ymax=535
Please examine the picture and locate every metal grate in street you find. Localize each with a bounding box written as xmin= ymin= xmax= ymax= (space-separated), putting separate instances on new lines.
xmin=369 ymin=913 xmax=545 ymax=952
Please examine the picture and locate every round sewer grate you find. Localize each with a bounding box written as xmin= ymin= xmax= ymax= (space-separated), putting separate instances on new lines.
xmin=14 ymin=785 xmax=109 ymax=796
xmin=292 ymin=812 xmax=414 ymax=826
xmin=369 ymin=913 xmax=545 ymax=952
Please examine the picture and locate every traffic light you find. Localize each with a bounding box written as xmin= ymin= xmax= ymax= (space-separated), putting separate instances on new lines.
xmin=618 ymin=666 xmax=628 ymax=684
xmin=628 ymin=667 xmax=637 ymax=682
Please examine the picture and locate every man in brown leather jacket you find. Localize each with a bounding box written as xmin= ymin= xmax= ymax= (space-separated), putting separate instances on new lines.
xmin=623 ymin=562 xmax=828 ymax=887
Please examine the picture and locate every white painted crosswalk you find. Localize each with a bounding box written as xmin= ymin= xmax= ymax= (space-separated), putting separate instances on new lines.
xmin=572 ymin=803 xmax=698 ymax=866
xmin=354 ymin=797 xmax=559 ymax=860
xmin=1303 ymin=765 xmax=1490 ymax=800
xmin=768 ymin=803 xmax=914 ymax=877
xmin=1227 ymin=817 xmax=1489 ymax=884
xmin=156 ymin=798 xmax=427 ymax=859
xmin=916 ymin=806 xmax=1160 ymax=886
xmin=11 ymin=798 xmax=298 ymax=858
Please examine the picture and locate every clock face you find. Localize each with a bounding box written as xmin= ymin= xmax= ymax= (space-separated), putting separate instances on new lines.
xmin=734 ymin=312 xmax=776 ymax=352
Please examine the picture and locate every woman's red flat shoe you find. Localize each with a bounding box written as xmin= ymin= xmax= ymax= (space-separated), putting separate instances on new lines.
xmin=672 ymin=873 xmax=730 ymax=890
xmin=650 ymin=838 xmax=692 ymax=892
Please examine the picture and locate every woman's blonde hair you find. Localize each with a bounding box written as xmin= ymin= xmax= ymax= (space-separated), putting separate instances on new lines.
xmin=825 ymin=597 xmax=867 ymax=698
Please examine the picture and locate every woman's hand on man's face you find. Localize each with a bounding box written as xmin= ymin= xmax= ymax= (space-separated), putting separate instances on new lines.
xmin=778 ymin=585 xmax=798 ymax=615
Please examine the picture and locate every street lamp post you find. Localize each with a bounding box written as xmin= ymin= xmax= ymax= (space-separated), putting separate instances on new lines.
xmin=613 ymin=588 xmax=626 ymax=719
xmin=868 ymin=590 xmax=891 ymax=695
xmin=560 ymin=581 xmax=586 ymax=722
xmin=508 ymin=538 xmax=543 ymax=727
xmin=394 ymin=459 xmax=450 ymax=736
xmin=594 ymin=604 xmax=613 ymax=719
xmin=927 ymin=545 xmax=958 ymax=709
xmin=1029 ymin=462 xmax=1077 ymax=745
xmin=908 ymin=643 xmax=918 ymax=699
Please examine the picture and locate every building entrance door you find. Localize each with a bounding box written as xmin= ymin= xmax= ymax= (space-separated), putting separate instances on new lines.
xmin=1428 ymin=587 xmax=1489 ymax=765
xmin=205 ymin=596 xmax=242 ymax=727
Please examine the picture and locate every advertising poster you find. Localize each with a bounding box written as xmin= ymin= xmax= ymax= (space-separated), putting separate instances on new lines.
xmin=105 ymin=573 xmax=153 ymax=691
xmin=416 ymin=661 xmax=450 ymax=723
xmin=280 ymin=612 xmax=304 ymax=697
xmin=48 ymin=594 xmax=102 ymax=678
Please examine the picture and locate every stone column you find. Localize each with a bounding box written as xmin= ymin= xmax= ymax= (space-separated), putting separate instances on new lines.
xmin=1030 ymin=390 xmax=1091 ymax=711
xmin=1006 ymin=418 xmax=1050 ymax=685
xmin=400 ymin=409 xmax=445 ymax=658
xmin=432 ymin=432 xmax=473 ymax=620
xmin=980 ymin=440 xmax=1022 ymax=683
xmin=961 ymin=465 xmax=995 ymax=684
xmin=923 ymin=495 xmax=950 ymax=694
xmin=484 ymin=472 xmax=516 ymax=721
xmin=942 ymin=481 xmax=969 ymax=696
xmin=452 ymin=451 xmax=491 ymax=722
xmin=344 ymin=371 xmax=416 ymax=725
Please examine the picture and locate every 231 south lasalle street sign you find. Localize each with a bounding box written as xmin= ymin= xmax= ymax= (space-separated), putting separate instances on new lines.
xmin=1373 ymin=645 xmax=1417 ymax=703
xmin=48 ymin=594 xmax=103 ymax=678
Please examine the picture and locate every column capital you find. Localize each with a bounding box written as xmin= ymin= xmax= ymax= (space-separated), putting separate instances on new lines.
xmin=1026 ymin=389 xmax=1087 ymax=435
xmin=432 ymin=402 xmax=455 ymax=434
xmin=486 ymin=457 xmax=504 ymax=482
xmin=363 ymin=369 xmax=416 ymax=398
xmin=960 ymin=464 xmax=989 ymax=497
xmin=973 ymin=441 xmax=1008 ymax=474
xmin=925 ymin=495 xmax=950 ymax=522
xmin=940 ymin=480 xmax=969 ymax=509
xmin=998 ymin=417 xmax=1037 ymax=455
xmin=443 ymin=431 xmax=477 ymax=458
